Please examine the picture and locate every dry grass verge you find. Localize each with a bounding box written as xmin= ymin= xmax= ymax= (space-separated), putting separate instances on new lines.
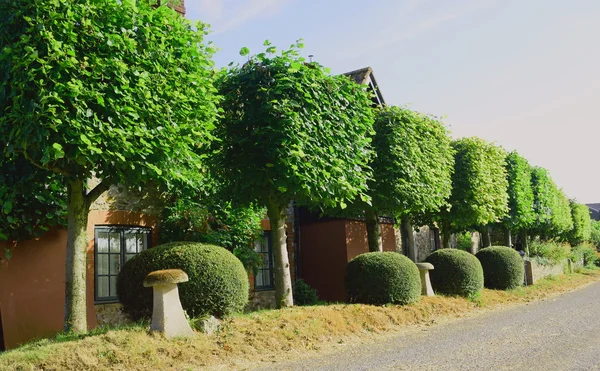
xmin=2 ymin=270 xmax=600 ymax=371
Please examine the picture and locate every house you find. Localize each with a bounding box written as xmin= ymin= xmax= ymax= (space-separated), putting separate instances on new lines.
xmin=586 ymin=204 xmax=600 ymax=221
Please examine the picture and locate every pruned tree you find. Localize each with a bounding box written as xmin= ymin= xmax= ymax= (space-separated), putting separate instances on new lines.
xmin=437 ymin=137 xmax=509 ymax=248
xmin=366 ymin=106 xmax=454 ymax=257
xmin=502 ymin=151 xmax=535 ymax=249
xmin=0 ymin=0 xmax=219 ymax=332
xmin=215 ymin=42 xmax=375 ymax=307
xmin=566 ymin=200 xmax=592 ymax=246
xmin=531 ymin=167 xmax=573 ymax=239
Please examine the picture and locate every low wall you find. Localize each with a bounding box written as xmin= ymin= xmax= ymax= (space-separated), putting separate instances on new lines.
xmin=524 ymin=259 xmax=566 ymax=285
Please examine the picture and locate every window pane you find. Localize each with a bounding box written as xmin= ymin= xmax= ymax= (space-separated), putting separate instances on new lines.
xmin=97 ymin=232 xmax=109 ymax=253
xmin=109 ymin=232 xmax=121 ymax=253
xmin=125 ymin=234 xmax=137 ymax=253
xmin=255 ymin=270 xmax=264 ymax=287
xmin=97 ymin=276 xmax=109 ymax=298
xmin=97 ymin=254 xmax=109 ymax=275
xmin=137 ymin=233 xmax=147 ymax=252
xmin=110 ymin=276 xmax=118 ymax=298
xmin=110 ymin=254 xmax=120 ymax=275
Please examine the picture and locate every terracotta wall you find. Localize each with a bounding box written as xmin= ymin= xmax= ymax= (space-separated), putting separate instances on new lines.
xmin=299 ymin=220 xmax=348 ymax=302
xmin=0 ymin=210 xmax=155 ymax=350
xmin=299 ymin=219 xmax=398 ymax=302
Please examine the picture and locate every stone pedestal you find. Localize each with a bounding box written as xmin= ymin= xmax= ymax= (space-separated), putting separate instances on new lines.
xmin=416 ymin=262 xmax=435 ymax=296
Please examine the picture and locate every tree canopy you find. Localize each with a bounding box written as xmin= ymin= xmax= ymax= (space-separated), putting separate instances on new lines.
xmin=503 ymin=151 xmax=535 ymax=232
xmin=566 ymin=200 xmax=592 ymax=246
xmin=438 ymin=137 xmax=509 ymax=234
xmin=370 ymin=106 xmax=454 ymax=218
xmin=215 ymin=42 xmax=374 ymax=210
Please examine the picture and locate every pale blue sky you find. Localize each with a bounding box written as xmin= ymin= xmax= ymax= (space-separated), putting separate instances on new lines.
xmin=186 ymin=0 xmax=600 ymax=203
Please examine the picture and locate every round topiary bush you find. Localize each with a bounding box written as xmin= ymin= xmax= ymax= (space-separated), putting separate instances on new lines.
xmin=425 ymin=249 xmax=483 ymax=297
xmin=476 ymin=246 xmax=524 ymax=290
xmin=345 ymin=252 xmax=421 ymax=305
xmin=117 ymin=242 xmax=249 ymax=320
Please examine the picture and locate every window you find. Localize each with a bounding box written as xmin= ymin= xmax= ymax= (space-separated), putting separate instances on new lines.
xmin=429 ymin=227 xmax=440 ymax=251
xmin=254 ymin=231 xmax=274 ymax=290
xmin=94 ymin=226 xmax=151 ymax=303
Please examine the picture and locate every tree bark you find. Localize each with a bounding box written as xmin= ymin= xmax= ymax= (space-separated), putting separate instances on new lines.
xmin=441 ymin=224 xmax=451 ymax=249
xmin=400 ymin=217 xmax=416 ymax=261
xmin=267 ymin=201 xmax=294 ymax=308
xmin=365 ymin=208 xmax=383 ymax=252
xmin=521 ymin=230 xmax=529 ymax=256
xmin=64 ymin=179 xmax=90 ymax=333
xmin=504 ymin=228 xmax=512 ymax=248
xmin=481 ymin=226 xmax=492 ymax=247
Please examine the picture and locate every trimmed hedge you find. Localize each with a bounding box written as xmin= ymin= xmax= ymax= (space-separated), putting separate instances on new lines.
xmin=293 ymin=279 xmax=319 ymax=306
xmin=117 ymin=242 xmax=249 ymax=320
xmin=345 ymin=252 xmax=421 ymax=305
xmin=476 ymin=246 xmax=524 ymax=290
xmin=425 ymin=249 xmax=483 ymax=297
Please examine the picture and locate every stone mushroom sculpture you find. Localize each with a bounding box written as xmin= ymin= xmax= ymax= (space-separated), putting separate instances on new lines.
xmin=415 ymin=262 xmax=435 ymax=297
xmin=143 ymin=269 xmax=195 ymax=338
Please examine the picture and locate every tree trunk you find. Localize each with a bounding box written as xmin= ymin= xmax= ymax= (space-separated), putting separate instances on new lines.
xmin=267 ymin=201 xmax=294 ymax=308
xmin=394 ymin=224 xmax=402 ymax=254
xmin=481 ymin=226 xmax=492 ymax=247
xmin=365 ymin=208 xmax=383 ymax=252
xmin=469 ymin=232 xmax=480 ymax=255
xmin=400 ymin=217 xmax=416 ymax=261
xmin=64 ymin=179 xmax=90 ymax=333
xmin=504 ymin=228 xmax=512 ymax=248
xmin=441 ymin=224 xmax=451 ymax=249
xmin=521 ymin=230 xmax=529 ymax=256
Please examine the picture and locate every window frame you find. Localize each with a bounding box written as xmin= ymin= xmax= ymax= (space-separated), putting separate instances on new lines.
xmin=94 ymin=225 xmax=152 ymax=304
xmin=254 ymin=231 xmax=275 ymax=291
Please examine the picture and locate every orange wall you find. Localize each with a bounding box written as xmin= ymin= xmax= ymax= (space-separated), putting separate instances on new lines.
xmin=300 ymin=219 xmax=398 ymax=302
xmin=0 ymin=210 xmax=155 ymax=350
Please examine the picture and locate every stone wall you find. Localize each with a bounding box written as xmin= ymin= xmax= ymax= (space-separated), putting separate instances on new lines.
xmin=95 ymin=303 xmax=132 ymax=327
xmin=246 ymin=290 xmax=276 ymax=311
xmin=524 ymin=259 xmax=566 ymax=285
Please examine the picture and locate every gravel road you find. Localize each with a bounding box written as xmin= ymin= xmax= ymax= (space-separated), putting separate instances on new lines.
xmin=255 ymin=281 xmax=600 ymax=371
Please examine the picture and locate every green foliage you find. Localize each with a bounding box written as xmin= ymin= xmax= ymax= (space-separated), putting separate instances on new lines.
xmin=293 ymin=279 xmax=319 ymax=306
xmin=369 ymin=106 xmax=454 ymax=217
xmin=345 ymin=252 xmax=421 ymax=305
xmin=476 ymin=246 xmax=524 ymax=290
xmin=159 ymin=197 xmax=265 ymax=273
xmin=531 ymin=168 xmax=573 ymax=238
xmin=570 ymin=242 xmax=598 ymax=268
xmin=0 ymin=0 xmax=219 ymax=191
xmin=503 ymin=151 xmax=535 ymax=231
xmin=214 ymin=41 xmax=374 ymax=210
xmin=455 ymin=232 xmax=473 ymax=251
xmin=425 ymin=249 xmax=484 ymax=297
xmin=0 ymin=156 xmax=66 ymax=242
xmin=528 ymin=240 xmax=570 ymax=265
xmin=566 ymin=201 xmax=592 ymax=246
xmin=438 ymin=137 xmax=509 ymax=232
xmin=591 ymin=220 xmax=600 ymax=248
xmin=117 ymin=242 xmax=249 ymax=320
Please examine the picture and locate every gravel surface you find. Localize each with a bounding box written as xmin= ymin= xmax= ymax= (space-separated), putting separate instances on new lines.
xmin=255 ymin=281 xmax=600 ymax=371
